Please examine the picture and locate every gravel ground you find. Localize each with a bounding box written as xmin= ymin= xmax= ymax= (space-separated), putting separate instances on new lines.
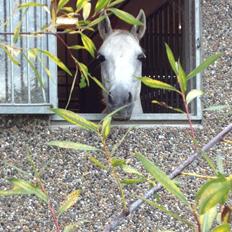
xmin=0 ymin=0 xmax=232 ymax=231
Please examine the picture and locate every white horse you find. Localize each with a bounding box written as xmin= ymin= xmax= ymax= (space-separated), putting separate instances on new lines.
xmin=98 ymin=10 xmax=146 ymax=120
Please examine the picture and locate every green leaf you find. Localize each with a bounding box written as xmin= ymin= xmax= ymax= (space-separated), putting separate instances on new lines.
xmin=58 ymin=190 xmax=80 ymax=215
xmin=139 ymin=77 xmax=179 ymax=93
xmin=23 ymin=53 xmax=44 ymax=88
xmin=89 ymin=157 xmax=107 ymax=170
xmin=136 ymin=153 xmax=188 ymax=204
xmin=177 ymin=60 xmax=187 ymax=93
xmin=186 ymin=89 xmax=203 ymax=105
xmin=69 ymin=45 xmax=85 ymax=50
xmin=36 ymin=49 xmax=72 ymax=76
xmin=80 ymin=33 xmax=96 ymax=57
xmin=63 ymin=224 xmax=79 ymax=232
xmin=90 ymin=76 xmax=108 ymax=94
xmin=165 ymin=43 xmax=178 ymax=75
xmin=13 ymin=21 xmax=22 ymax=44
xmin=196 ymin=177 xmax=230 ymax=215
xmin=58 ymin=0 xmax=70 ymax=11
xmin=187 ymin=53 xmax=222 ymax=80
xmin=95 ymin=0 xmax=110 ymax=12
xmin=216 ymin=155 xmax=224 ymax=175
xmin=88 ymin=15 xmax=105 ymax=27
xmin=51 ymin=108 xmax=98 ymax=132
xmin=76 ymin=0 xmax=87 ymax=10
xmin=109 ymin=0 xmax=125 ymax=7
xmin=203 ymin=105 xmax=230 ymax=112
xmin=101 ymin=116 xmax=112 ymax=140
xmin=200 ymin=206 xmax=217 ymax=232
xmin=48 ymin=141 xmax=99 ymax=151
xmin=0 ymin=178 xmax=48 ymax=203
xmin=144 ymin=198 xmax=194 ymax=228
xmin=111 ymin=158 xmax=126 ymax=167
xmin=82 ymin=2 xmax=91 ymax=20
xmin=122 ymin=165 xmax=143 ymax=176
xmin=109 ymin=8 xmax=143 ymax=25
xmin=0 ymin=45 xmax=20 ymax=66
xmin=121 ymin=178 xmax=145 ymax=185
xmin=152 ymin=100 xmax=184 ymax=113
xmin=18 ymin=2 xmax=46 ymax=9
xmin=78 ymin=62 xmax=89 ymax=84
xmin=212 ymin=224 xmax=230 ymax=232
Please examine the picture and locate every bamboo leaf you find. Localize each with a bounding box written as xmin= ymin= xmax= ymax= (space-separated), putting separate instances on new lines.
xmin=89 ymin=157 xmax=107 ymax=170
xmin=136 ymin=153 xmax=188 ymax=205
xmin=64 ymin=224 xmax=79 ymax=232
xmin=212 ymin=224 xmax=230 ymax=232
xmin=102 ymin=116 xmax=112 ymax=140
xmin=109 ymin=0 xmax=125 ymax=7
xmin=152 ymin=100 xmax=184 ymax=113
xmin=88 ymin=15 xmax=105 ymax=27
xmin=186 ymin=89 xmax=203 ymax=105
xmin=23 ymin=53 xmax=44 ymax=88
xmin=203 ymin=105 xmax=230 ymax=112
xmin=111 ymin=158 xmax=126 ymax=167
xmin=177 ymin=60 xmax=187 ymax=93
xmin=165 ymin=43 xmax=178 ymax=75
xmin=139 ymin=77 xmax=179 ymax=93
xmin=0 ymin=179 xmax=48 ymax=203
xmin=200 ymin=206 xmax=217 ymax=232
xmin=144 ymin=198 xmax=194 ymax=228
xmin=187 ymin=53 xmax=222 ymax=80
xmin=95 ymin=0 xmax=110 ymax=12
xmin=58 ymin=190 xmax=80 ymax=215
xmin=13 ymin=22 xmax=22 ymax=44
xmin=0 ymin=45 xmax=20 ymax=66
xmin=18 ymin=2 xmax=46 ymax=9
xmin=58 ymin=0 xmax=70 ymax=11
xmin=80 ymin=33 xmax=96 ymax=57
xmin=196 ymin=177 xmax=230 ymax=215
xmin=216 ymin=155 xmax=224 ymax=175
xmin=48 ymin=141 xmax=99 ymax=151
xmin=76 ymin=0 xmax=87 ymax=10
xmin=51 ymin=108 xmax=98 ymax=132
xmin=90 ymin=76 xmax=108 ymax=94
xmin=82 ymin=2 xmax=91 ymax=20
xmin=121 ymin=178 xmax=145 ymax=185
xmin=122 ymin=165 xmax=143 ymax=176
xmin=36 ymin=49 xmax=72 ymax=76
xmin=109 ymin=8 xmax=143 ymax=25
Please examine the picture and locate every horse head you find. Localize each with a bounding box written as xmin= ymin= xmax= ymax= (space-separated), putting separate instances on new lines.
xmin=98 ymin=10 xmax=146 ymax=120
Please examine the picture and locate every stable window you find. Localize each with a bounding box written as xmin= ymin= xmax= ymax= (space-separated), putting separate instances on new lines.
xmin=55 ymin=0 xmax=202 ymax=122
xmin=0 ymin=0 xmax=202 ymax=123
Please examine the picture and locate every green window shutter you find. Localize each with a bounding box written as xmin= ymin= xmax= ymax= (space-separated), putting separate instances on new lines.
xmin=0 ymin=0 xmax=57 ymax=114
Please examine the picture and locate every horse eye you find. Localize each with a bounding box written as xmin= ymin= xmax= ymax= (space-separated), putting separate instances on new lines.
xmin=97 ymin=54 xmax=106 ymax=63
xmin=137 ymin=54 xmax=146 ymax=62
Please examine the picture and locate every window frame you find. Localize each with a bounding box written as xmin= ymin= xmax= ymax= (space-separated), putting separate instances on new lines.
xmin=52 ymin=0 xmax=202 ymax=123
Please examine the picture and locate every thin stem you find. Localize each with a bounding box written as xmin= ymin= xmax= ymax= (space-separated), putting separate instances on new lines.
xmin=38 ymin=179 xmax=61 ymax=232
xmin=181 ymin=93 xmax=197 ymax=141
xmin=101 ymin=137 xmax=127 ymax=210
xmin=181 ymin=172 xmax=216 ymax=180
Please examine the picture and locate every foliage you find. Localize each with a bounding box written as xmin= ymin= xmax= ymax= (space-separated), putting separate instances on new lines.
xmin=0 ymin=1 xmax=231 ymax=232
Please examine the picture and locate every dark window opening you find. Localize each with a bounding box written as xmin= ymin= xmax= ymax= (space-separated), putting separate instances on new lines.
xmin=57 ymin=0 xmax=194 ymax=114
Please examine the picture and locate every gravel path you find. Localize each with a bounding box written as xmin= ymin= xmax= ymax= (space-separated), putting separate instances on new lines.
xmin=0 ymin=0 xmax=231 ymax=231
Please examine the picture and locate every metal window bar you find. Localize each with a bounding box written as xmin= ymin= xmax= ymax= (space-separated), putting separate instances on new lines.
xmin=0 ymin=0 xmax=57 ymax=114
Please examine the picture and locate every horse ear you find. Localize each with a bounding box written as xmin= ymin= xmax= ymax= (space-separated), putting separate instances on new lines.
xmin=98 ymin=12 xmax=112 ymax=39
xmin=131 ymin=9 xmax=146 ymax=40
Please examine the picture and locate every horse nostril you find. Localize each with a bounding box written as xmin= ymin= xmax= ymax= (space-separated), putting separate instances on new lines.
xmin=128 ymin=92 xmax=132 ymax=103
xmin=108 ymin=92 xmax=114 ymax=105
